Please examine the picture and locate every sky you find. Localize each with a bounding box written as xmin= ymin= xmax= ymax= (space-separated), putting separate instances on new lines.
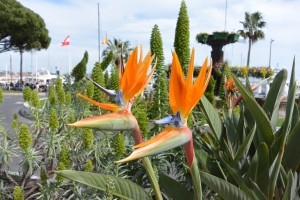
xmin=1 ymin=0 xmax=300 ymax=79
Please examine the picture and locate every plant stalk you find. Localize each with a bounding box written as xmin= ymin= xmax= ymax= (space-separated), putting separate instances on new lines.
xmin=190 ymin=155 xmax=202 ymax=200
xmin=133 ymin=124 xmax=163 ymax=200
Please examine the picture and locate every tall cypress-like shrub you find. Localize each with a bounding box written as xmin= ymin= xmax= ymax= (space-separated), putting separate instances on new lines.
xmin=91 ymin=62 xmax=105 ymax=104
xmin=174 ymin=1 xmax=190 ymax=75
xmin=71 ymin=51 xmax=88 ymax=82
xmin=149 ymin=24 xmax=168 ymax=124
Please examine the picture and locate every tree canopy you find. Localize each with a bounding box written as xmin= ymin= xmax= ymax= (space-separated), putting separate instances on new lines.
xmin=238 ymin=11 xmax=266 ymax=66
xmin=0 ymin=0 xmax=51 ymax=53
xmin=0 ymin=0 xmax=51 ymax=82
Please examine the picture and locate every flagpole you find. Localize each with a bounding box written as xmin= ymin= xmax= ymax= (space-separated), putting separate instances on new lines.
xmin=98 ymin=2 xmax=101 ymax=63
xmin=68 ymin=44 xmax=71 ymax=75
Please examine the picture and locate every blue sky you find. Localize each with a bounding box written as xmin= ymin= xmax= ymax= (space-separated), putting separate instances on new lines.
xmin=1 ymin=0 xmax=299 ymax=79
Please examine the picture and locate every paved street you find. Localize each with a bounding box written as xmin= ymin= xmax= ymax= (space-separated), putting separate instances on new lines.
xmin=0 ymin=92 xmax=46 ymax=135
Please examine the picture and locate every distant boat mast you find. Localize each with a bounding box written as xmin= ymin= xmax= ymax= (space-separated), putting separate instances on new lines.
xmin=97 ymin=2 xmax=101 ymax=63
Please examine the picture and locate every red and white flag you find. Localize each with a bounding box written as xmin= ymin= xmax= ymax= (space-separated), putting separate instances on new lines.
xmin=61 ymin=35 xmax=70 ymax=46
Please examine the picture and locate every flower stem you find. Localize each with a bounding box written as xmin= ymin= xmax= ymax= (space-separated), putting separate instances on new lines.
xmin=190 ymin=155 xmax=202 ymax=200
xmin=133 ymin=123 xmax=162 ymax=200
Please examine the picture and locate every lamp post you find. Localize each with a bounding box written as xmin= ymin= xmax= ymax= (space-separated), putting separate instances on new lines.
xmin=269 ymin=39 xmax=274 ymax=67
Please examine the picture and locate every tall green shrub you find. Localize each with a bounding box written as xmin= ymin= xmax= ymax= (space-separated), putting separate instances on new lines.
xmin=72 ymin=51 xmax=88 ymax=82
xmin=149 ymin=24 xmax=168 ymax=123
xmin=91 ymin=62 xmax=105 ymax=104
xmin=174 ymin=0 xmax=190 ymax=74
xmin=23 ymin=86 xmax=31 ymax=102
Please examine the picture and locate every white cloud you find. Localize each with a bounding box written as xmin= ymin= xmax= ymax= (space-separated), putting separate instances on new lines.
xmin=3 ymin=0 xmax=299 ymax=79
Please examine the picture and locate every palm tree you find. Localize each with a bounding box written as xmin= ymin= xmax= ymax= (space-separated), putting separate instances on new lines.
xmin=238 ymin=11 xmax=266 ymax=66
xmin=102 ymin=38 xmax=133 ymax=67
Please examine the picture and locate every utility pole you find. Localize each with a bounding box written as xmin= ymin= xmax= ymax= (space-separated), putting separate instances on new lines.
xmin=269 ymin=39 xmax=274 ymax=67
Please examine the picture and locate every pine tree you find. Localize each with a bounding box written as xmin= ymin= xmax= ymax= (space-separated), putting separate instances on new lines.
xmin=174 ymin=1 xmax=190 ymax=75
xmin=71 ymin=51 xmax=88 ymax=82
xmin=91 ymin=62 xmax=105 ymax=104
xmin=149 ymin=24 xmax=168 ymax=124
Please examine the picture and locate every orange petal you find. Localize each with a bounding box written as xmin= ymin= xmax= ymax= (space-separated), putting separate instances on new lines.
xmin=77 ymin=93 xmax=120 ymax=111
xmin=169 ymin=51 xmax=185 ymax=114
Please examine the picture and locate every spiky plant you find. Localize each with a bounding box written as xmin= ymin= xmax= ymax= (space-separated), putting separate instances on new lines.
xmin=174 ymin=0 xmax=190 ymax=74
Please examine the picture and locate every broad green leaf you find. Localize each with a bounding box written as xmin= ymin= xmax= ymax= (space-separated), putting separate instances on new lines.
xmin=200 ymin=171 xmax=252 ymax=200
xmin=283 ymin=121 xmax=300 ymax=170
xmin=159 ymin=173 xmax=194 ymax=200
xmin=56 ymin=170 xmax=150 ymax=200
xmin=200 ymin=95 xmax=223 ymax=141
xmin=291 ymin=104 xmax=299 ymax=131
xmin=249 ymin=180 xmax=268 ymax=200
xmin=281 ymin=82 xmax=296 ymax=136
xmin=269 ymin=148 xmax=284 ymax=199
xmin=263 ymin=69 xmax=287 ymax=130
xmin=289 ymin=57 xmax=295 ymax=93
xmin=234 ymin=124 xmax=256 ymax=163
xmin=220 ymin=158 xmax=255 ymax=199
xmin=194 ymin=140 xmax=226 ymax=179
xmin=194 ymin=142 xmax=209 ymax=172
xmin=233 ymin=74 xmax=274 ymax=147
xmin=256 ymin=143 xmax=270 ymax=197
xmin=282 ymin=171 xmax=297 ymax=200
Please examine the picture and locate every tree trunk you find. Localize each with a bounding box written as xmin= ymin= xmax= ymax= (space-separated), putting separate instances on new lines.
xmin=20 ymin=50 xmax=23 ymax=84
xmin=247 ymin=39 xmax=252 ymax=67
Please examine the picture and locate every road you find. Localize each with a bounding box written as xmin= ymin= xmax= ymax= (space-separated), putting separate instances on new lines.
xmin=0 ymin=92 xmax=46 ymax=135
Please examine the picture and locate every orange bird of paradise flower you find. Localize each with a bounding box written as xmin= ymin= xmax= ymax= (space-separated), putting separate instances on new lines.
xmin=224 ymin=76 xmax=238 ymax=108
xmin=116 ymin=48 xmax=212 ymax=167
xmin=68 ymin=46 xmax=156 ymax=144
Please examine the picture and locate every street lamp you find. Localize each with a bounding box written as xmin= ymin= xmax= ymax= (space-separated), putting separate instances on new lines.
xmin=269 ymin=39 xmax=274 ymax=67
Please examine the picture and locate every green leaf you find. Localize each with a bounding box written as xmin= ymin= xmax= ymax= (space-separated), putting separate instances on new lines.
xmin=234 ymin=124 xmax=256 ymax=163
xmin=200 ymin=95 xmax=223 ymax=141
xmin=232 ymin=74 xmax=274 ymax=147
xmin=256 ymin=143 xmax=270 ymax=197
xmin=200 ymin=171 xmax=252 ymax=200
xmin=249 ymin=180 xmax=268 ymax=200
xmin=283 ymin=121 xmax=300 ymax=170
xmin=282 ymin=171 xmax=297 ymax=200
xmin=55 ymin=170 xmax=150 ymax=200
xmin=262 ymin=69 xmax=287 ymax=130
xmin=159 ymin=173 xmax=194 ymax=200
xmin=220 ymin=158 xmax=255 ymax=199
xmin=269 ymin=148 xmax=284 ymax=199
xmin=281 ymin=82 xmax=296 ymax=136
